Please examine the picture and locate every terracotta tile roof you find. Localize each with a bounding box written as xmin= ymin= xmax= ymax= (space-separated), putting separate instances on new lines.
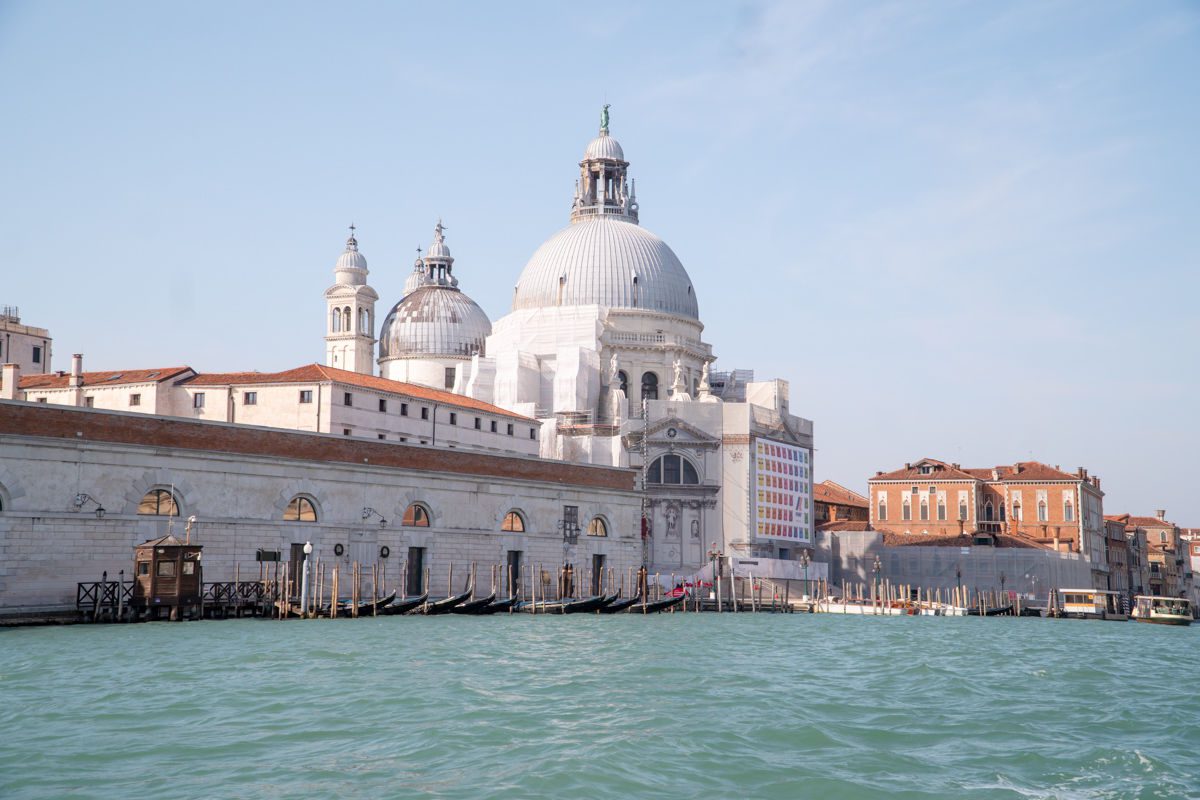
xmin=997 ymin=462 xmax=1081 ymax=482
xmin=876 ymin=528 xmax=1047 ymax=549
xmin=181 ymin=363 xmax=534 ymax=421
xmin=874 ymin=460 xmax=1088 ymax=484
xmin=816 ymin=520 xmax=873 ymax=532
xmin=813 ymin=480 xmax=868 ymax=508
xmin=870 ymin=458 xmax=978 ymax=482
xmin=19 ymin=367 xmax=193 ymax=390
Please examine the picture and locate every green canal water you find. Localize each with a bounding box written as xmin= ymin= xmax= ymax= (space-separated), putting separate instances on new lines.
xmin=1 ymin=614 xmax=1198 ymax=799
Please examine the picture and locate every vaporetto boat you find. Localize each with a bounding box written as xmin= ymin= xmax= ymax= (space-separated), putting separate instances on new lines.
xmin=1131 ymin=595 xmax=1194 ymax=626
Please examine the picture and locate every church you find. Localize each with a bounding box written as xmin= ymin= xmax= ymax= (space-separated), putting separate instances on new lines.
xmin=4 ymin=111 xmax=820 ymax=599
xmin=320 ymin=108 xmax=819 ymax=582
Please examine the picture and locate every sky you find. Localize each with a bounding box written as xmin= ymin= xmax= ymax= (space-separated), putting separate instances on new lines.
xmin=1 ymin=1 xmax=1198 ymax=521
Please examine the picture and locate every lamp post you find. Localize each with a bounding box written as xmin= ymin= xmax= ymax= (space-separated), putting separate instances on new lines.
xmin=800 ymin=548 xmax=811 ymax=600
xmin=1000 ymin=570 xmax=1007 ymax=598
xmin=872 ymin=555 xmax=882 ymax=603
xmin=559 ymin=506 xmax=580 ymax=597
xmin=300 ymin=541 xmax=313 ymax=616
xmin=707 ymin=541 xmax=724 ymax=610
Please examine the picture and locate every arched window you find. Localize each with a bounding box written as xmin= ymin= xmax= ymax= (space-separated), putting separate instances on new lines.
xmin=402 ymin=503 xmax=430 ymax=527
xmin=641 ymin=372 xmax=658 ymax=401
xmin=617 ymin=370 xmax=628 ymax=394
xmin=984 ymin=500 xmax=994 ymax=521
xmin=138 ymin=488 xmax=180 ymax=516
xmin=647 ymin=454 xmax=700 ymax=485
xmin=501 ymin=511 xmax=525 ymax=532
xmin=331 ymin=308 xmax=341 ymax=333
xmin=1037 ymin=500 xmax=1047 ymax=522
xmin=359 ymin=308 xmax=370 ymax=335
xmin=937 ymin=498 xmax=946 ymax=521
xmin=959 ymin=500 xmax=968 ymax=521
xmin=902 ymin=498 xmax=912 ymax=521
xmin=1064 ymin=500 xmax=1074 ymax=522
xmin=919 ymin=498 xmax=929 ymax=521
xmin=284 ymin=496 xmax=317 ymax=522
xmin=877 ymin=497 xmax=887 ymax=521
xmin=587 ymin=517 xmax=608 ymax=537
xmin=342 ymin=307 xmax=351 ymax=331
xmin=1012 ymin=501 xmax=1022 ymax=521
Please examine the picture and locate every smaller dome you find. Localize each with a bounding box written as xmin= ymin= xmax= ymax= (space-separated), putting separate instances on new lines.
xmin=584 ymin=132 xmax=624 ymax=162
xmin=378 ymin=287 xmax=491 ymax=360
xmin=333 ymin=227 xmax=368 ymax=286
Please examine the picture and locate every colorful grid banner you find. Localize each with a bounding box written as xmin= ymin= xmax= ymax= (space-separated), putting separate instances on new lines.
xmin=752 ymin=438 xmax=812 ymax=541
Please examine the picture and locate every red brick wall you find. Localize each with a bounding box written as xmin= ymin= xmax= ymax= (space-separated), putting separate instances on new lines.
xmin=0 ymin=402 xmax=635 ymax=491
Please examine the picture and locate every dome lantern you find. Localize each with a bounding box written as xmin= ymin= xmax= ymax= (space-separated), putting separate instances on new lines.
xmin=572 ymin=105 xmax=638 ymax=225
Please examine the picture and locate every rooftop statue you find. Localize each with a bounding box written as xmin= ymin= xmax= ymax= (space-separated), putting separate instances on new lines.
xmin=600 ymin=104 xmax=610 ymax=134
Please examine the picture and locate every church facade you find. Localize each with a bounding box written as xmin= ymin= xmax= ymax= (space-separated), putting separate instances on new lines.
xmin=362 ymin=111 xmax=818 ymax=579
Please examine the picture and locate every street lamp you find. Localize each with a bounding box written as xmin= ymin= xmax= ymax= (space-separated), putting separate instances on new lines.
xmin=872 ymin=555 xmax=882 ymax=602
xmin=299 ymin=541 xmax=313 ymax=616
xmin=707 ymin=541 xmax=724 ymax=610
xmin=799 ymin=548 xmax=811 ymax=600
xmin=73 ymin=493 xmax=106 ymax=519
xmin=362 ymin=507 xmax=387 ymax=528
xmin=559 ymin=506 xmax=580 ymax=599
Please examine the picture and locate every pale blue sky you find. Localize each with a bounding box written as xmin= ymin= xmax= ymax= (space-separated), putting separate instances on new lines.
xmin=2 ymin=1 xmax=1197 ymax=521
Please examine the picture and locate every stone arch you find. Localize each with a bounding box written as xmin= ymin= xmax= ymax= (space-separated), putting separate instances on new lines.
xmin=0 ymin=466 xmax=28 ymax=511
xmin=120 ymin=470 xmax=197 ymax=517
xmin=272 ymin=481 xmax=327 ymax=521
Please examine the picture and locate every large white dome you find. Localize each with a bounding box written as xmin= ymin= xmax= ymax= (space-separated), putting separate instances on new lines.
xmin=511 ymin=216 xmax=699 ymax=320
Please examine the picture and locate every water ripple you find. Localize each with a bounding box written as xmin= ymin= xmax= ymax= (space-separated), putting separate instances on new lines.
xmin=2 ymin=614 xmax=1199 ymax=798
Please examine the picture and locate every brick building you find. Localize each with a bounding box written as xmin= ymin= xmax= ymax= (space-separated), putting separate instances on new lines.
xmin=814 ymin=481 xmax=869 ymax=529
xmin=1106 ymin=511 xmax=1191 ymax=598
xmin=867 ymin=458 xmax=1109 ymax=587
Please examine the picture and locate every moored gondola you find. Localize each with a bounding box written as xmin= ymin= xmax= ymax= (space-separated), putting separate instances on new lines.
xmin=563 ymin=595 xmax=609 ymax=614
xmin=450 ymin=592 xmax=498 ymax=615
xmin=335 ymin=590 xmax=396 ymax=618
xmin=419 ymin=587 xmax=473 ymax=615
xmin=476 ymin=596 xmax=519 ymax=615
xmin=624 ymin=594 xmax=685 ymax=614
xmin=598 ymin=592 xmax=641 ymax=614
xmin=379 ymin=592 xmax=428 ymax=616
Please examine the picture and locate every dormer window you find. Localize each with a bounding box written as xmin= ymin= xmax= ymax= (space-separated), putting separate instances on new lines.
xmin=920 ymin=465 xmax=933 ymax=475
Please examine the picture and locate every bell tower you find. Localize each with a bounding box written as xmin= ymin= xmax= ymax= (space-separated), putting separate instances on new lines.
xmin=324 ymin=225 xmax=379 ymax=374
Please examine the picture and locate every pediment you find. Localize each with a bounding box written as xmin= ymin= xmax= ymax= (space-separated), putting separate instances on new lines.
xmin=625 ymin=418 xmax=721 ymax=450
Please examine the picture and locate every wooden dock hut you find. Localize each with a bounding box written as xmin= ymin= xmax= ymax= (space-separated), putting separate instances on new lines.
xmin=132 ymin=535 xmax=203 ymax=620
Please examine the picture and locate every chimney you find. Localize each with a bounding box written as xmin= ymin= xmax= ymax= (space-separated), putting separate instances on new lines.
xmin=0 ymin=363 xmax=18 ymax=401
xmin=1013 ymin=464 xmax=1022 ymax=475
xmin=69 ymin=354 xmax=83 ymax=388
xmin=1156 ymin=509 xmax=1166 ymax=522
xmin=1055 ymin=465 xmax=1060 ymax=471
xmin=1094 ymin=477 xmax=1101 ymax=490
xmin=904 ymin=462 xmax=911 ymax=470
xmin=1076 ymin=467 xmax=1085 ymax=478
xmin=951 ymin=463 xmax=960 ymax=470
xmin=875 ymin=471 xmax=883 ymax=476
